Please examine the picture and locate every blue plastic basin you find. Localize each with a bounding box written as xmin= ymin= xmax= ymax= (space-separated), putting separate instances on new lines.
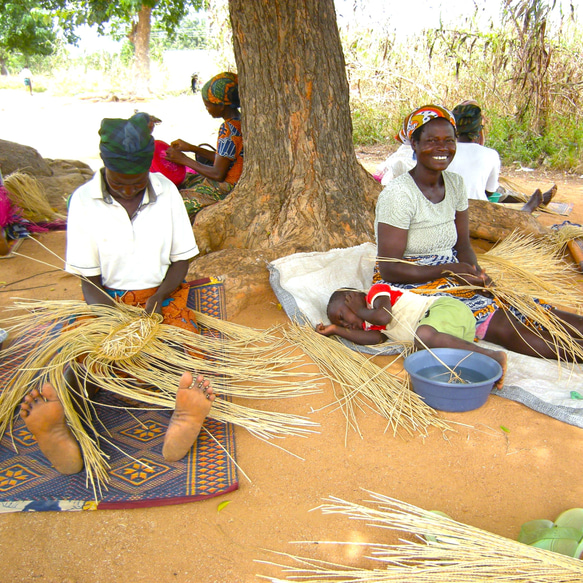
xmin=404 ymin=348 xmax=503 ymax=412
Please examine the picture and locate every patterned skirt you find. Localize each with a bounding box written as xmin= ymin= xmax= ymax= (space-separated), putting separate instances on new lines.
xmin=373 ymin=253 xmax=547 ymax=328
xmin=179 ymin=174 xmax=234 ymax=220
xmin=106 ymin=282 xmax=199 ymax=334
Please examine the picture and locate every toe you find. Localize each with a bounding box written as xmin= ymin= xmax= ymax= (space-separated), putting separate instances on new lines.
xmin=179 ymin=372 xmax=194 ymax=390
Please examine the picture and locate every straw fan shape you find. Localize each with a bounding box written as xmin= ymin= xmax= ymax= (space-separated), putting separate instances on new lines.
xmin=3 ymin=172 xmax=65 ymax=223
xmin=0 ymin=299 xmax=322 ymax=492
xmin=258 ymin=491 xmax=583 ymax=582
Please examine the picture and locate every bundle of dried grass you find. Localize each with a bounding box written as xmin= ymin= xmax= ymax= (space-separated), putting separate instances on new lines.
xmin=476 ymin=231 xmax=583 ymax=363
xmin=4 ymin=172 xmax=65 ymax=223
xmin=546 ymin=224 xmax=583 ymax=253
xmin=479 ymin=230 xmax=582 ymax=308
xmin=283 ymin=322 xmax=450 ymax=438
xmin=0 ymin=299 xmax=322 ymax=493
xmin=259 ymin=491 xmax=583 ymax=582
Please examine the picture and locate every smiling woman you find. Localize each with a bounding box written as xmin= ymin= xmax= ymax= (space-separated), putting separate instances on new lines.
xmin=373 ymin=103 xmax=583 ymax=362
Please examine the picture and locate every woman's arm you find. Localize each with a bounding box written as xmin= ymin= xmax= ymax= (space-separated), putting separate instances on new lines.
xmin=453 ymin=210 xmax=491 ymax=287
xmin=377 ymin=221 xmax=486 ymax=285
xmin=81 ymin=275 xmax=116 ymax=307
xmin=165 ymin=146 xmax=231 ymax=182
xmin=453 ymin=209 xmax=479 ymax=266
xmin=169 ymin=139 xmax=216 ymax=162
xmin=144 ymin=259 xmax=190 ymax=315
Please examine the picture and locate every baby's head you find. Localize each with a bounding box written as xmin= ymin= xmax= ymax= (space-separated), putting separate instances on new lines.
xmin=326 ymin=288 xmax=365 ymax=329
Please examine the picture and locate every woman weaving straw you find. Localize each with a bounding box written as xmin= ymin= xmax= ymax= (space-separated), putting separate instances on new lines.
xmin=374 ymin=104 xmax=583 ymax=361
xmin=164 ymin=72 xmax=244 ymax=221
xmin=18 ymin=112 xmax=215 ymax=475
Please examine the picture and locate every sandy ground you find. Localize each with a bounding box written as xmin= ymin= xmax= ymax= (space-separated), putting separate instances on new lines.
xmin=1 ymin=92 xmax=583 ymax=582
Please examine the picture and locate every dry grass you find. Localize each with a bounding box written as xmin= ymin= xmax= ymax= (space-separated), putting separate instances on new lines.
xmin=258 ymin=491 xmax=583 ymax=582
xmin=283 ymin=322 xmax=450 ymax=439
xmin=0 ymin=299 xmax=322 ymax=495
xmin=4 ymin=172 xmax=65 ymax=223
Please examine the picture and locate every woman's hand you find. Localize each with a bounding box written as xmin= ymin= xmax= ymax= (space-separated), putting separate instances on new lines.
xmin=169 ymin=139 xmax=191 ymax=152
xmin=165 ymin=147 xmax=191 ymax=166
xmin=145 ymin=293 xmax=164 ymax=315
xmin=442 ymin=263 xmax=493 ymax=288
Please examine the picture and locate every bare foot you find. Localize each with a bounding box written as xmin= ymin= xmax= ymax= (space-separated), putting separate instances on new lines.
xmin=19 ymin=384 xmax=84 ymax=474
xmin=541 ymin=184 xmax=557 ymax=206
xmin=521 ymin=189 xmax=543 ymax=214
xmin=490 ymin=350 xmax=507 ymax=390
xmin=162 ymin=372 xmax=215 ymax=462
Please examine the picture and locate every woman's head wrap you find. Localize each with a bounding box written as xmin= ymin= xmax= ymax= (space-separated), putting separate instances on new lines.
xmin=452 ymin=101 xmax=483 ymax=141
xmin=397 ymin=105 xmax=456 ymax=144
xmin=201 ymin=72 xmax=240 ymax=108
xmin=99 ymin=113 xmax=155 ymax=174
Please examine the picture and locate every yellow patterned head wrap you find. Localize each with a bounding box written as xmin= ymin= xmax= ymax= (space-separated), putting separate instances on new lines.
xmin=201 ymin=72 xmax=240 ymax=107
xmin=397 ymin=105 xmax=456 ymax=144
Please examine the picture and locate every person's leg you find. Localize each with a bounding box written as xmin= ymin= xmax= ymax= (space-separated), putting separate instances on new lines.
xmin=415 ymin=325 xmax=507 ymax=389
xmin=0 ymin=230 xmax=9 ymax=256
xmin=541 ymin=184 xmax=557 ymax=206
xmin=520 ymin=185 xmax=557 ymax=213
xmin=520 ymin=189 xmax=543 ymax=213
xmin=483 ymin=309 xmax=583 ymax=361
xmin=549 ymin=307 xmax=583 ymax=338
xmin=162 ymin=372 xmax=215 ymax=462
xmin=19 ymin=383 xmax=84 ymax=474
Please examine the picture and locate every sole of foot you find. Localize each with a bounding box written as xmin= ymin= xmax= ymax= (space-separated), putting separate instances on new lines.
xmin=162 ymin=372 xmax=215 ymax=462
xmin=19 ymin=383 xmax=84 ymax=475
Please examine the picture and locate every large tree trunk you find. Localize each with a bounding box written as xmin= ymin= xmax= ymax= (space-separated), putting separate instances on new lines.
xmin=468 ymin=199 xmax=549 ymax=243
xmin=193 ymin=0 xmax=380 ymax=256
xmin=133 ymin=4 xmax=152 ymax=95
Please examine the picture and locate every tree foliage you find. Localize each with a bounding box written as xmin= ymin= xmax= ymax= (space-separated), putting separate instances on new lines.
xmin=38 ymin=0 xmax=205 ymax=92
xmin=39 ymin=0 xmax=204 ymax=43
xmin=0 ymin=1 xmax=57 ymax=72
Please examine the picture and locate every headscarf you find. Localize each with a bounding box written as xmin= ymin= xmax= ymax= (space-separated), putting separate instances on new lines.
xmin=99 ymin=112 xmax=155 ymax=174
xmin=452 ymin=101 xmax=483 ymax=141
xmin=396 ymin=105 xmax=456 ymax=144
xmin=201 ymin=72 xmax=240 ymax=108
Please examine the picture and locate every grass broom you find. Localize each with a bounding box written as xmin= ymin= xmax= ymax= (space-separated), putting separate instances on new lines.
xmin=258 ymin=491 xmax=583 ymax=582
xmin=4 ymin=172 xmax=65 ymax=223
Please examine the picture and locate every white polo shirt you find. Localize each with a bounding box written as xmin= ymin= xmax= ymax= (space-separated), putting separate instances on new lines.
xmin=66 ymin=170 xmax=199 ymax=290
xmin=448 ymin=142 xmax=500 ymax=201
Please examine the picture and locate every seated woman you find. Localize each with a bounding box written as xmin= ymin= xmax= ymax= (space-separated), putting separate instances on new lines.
xmin=449 ymin=100 xmax=556 ymax=210
xmin=374 ymin=101 xmax=555 ymax=213
xmin=374 ymin=104 xmax=583 ymax=361
xmin=165 ymin=72 xmax=244 ymax=221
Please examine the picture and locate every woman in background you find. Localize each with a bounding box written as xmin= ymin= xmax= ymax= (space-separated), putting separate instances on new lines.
xmin=165 ymin=72 xmax=244 ymax=221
